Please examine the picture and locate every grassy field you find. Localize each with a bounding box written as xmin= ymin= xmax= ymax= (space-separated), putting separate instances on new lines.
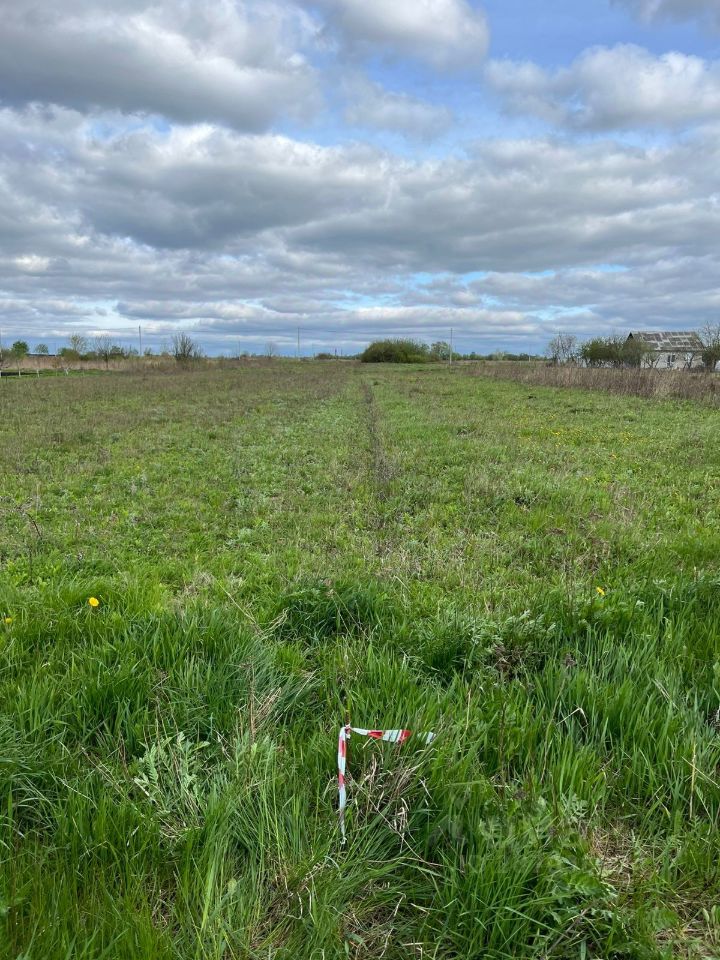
xmin=1 ymin=362 xmax=720 ymax=959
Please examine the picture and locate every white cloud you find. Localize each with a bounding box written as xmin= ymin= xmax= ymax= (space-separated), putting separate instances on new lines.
xmin=343 ymin=75 xmax=454 ymax=139
xmin=616 ymin=0 xmax=720 ymax=27
xmin=14 ymin=255 xmax=51 ymax=273
xmin=487 ymin=45 xmax=720 ymax=130
xmin=0 ymin=0 xmax=319 ymax=130
xmin=306 ymin=0 xmax=489 ymax=68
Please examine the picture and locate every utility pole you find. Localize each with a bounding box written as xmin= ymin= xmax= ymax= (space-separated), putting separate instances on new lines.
xmin=138 ymin=325 xmax=142 ymax=356
xmin=297 ymin=327 xmax=300 ymax=360
xmin=449 ymin=328 xmax=454 ymax=367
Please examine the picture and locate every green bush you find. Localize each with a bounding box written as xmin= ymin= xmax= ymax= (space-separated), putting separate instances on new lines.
xmin=360 ymin=339 xmax=432 ymax=363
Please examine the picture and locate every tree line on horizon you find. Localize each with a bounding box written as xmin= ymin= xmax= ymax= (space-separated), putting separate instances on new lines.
xmin=1 ymin=334 xmax=543 ymax=366
xmin=359 ymin=338 xmax=540 ymax=363
xmin=0 ymin=333 xmax=205 ymax=367
xmin=19 ymin=328 xmax=719 ymax=369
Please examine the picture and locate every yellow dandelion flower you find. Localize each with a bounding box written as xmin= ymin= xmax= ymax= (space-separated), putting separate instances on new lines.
xmin=3 ymin=616 xmax=12 ymax=624
xmin=596 ymin=587 xmax=606 ymax=597
xmin=88 ymin=597 xmax=100 ymax=608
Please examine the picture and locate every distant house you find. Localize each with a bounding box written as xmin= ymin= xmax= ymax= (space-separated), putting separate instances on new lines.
xmin=626 ymin=331 xmax=705 ymax=370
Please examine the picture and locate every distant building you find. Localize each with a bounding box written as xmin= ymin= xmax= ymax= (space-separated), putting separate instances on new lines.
xmin=626 ymin=331 xmax=705 ymax=369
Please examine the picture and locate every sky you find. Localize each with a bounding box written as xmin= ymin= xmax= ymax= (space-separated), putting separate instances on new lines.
xmin=0 ymin=0 xmax=719 ymax=356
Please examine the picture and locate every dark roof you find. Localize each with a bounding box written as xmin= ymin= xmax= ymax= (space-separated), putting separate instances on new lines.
xmin=628 ymin=331 xmax=704 ymax=352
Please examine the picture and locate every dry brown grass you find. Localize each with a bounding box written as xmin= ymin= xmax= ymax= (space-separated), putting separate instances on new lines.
xmin=9 ymin=354 xmax=316 ymax=373
xmin=469 ymin=361 xmax=720 ymax=405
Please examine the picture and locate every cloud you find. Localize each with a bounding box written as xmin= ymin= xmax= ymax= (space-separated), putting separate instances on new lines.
xmin=9 ymin=111 xmax=714 ymax=272
xmin=343 ymin=75 xmax=454 ymax=139
xmin=283 ymin=134 xmax=720 ymax=274
xmin=0 ymin=0 xmax=319 ymax=130
xmin=405 ymin=256 xmax=720 ymax=332
xmin=305 ymin=0 xmax=489 ymax=68
xmin=487 ymin=45 xmax=720 ymax=130
xmin=1 ymin=104 xmax=719 ymax=352
xmin=76 ymin=127 xmax=394 ymax=250
xmin=616 ymin=0 xmax=720 ymax=27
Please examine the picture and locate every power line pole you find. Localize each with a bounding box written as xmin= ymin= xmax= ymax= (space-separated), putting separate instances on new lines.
xmin=449 ymin=328 xmax=453 ymax=367
xmin=138 ymin=325 xmax=142 ymax=356
xmin=297 ymin=327 xmax=300 ymax=359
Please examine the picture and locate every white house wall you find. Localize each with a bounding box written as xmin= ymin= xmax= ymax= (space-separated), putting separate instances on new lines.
xmin=645 ymin=352 xmax=704 ymax=370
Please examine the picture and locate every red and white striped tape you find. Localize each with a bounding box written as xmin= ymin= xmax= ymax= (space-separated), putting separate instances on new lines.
xmin=337 ymin=725 xmax=436 ymax=840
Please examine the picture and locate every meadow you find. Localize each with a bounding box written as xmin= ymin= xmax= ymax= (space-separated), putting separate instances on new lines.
xmin=1 ymin=361 xmax=719 ymax=959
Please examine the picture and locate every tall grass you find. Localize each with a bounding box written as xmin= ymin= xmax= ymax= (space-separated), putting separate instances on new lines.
xmin=472 ymin=361 xmax=720 ymax=404
xmin=3 ymin=578 xmax=719 ymax=957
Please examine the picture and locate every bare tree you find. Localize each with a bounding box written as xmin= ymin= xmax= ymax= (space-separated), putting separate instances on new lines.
xmin=642 ymin=350 xmax=661 ymax=370
xmin=265 ymin=341 xmax=278 ymax=358
xmin=701 ymin=321 xmax=720 ymax=372
xmin=172 ymin=333 xmax=203 ymax=363
xmin=681 ymin=351 xmax=698 ymax=370
xmin=94 ymin=335 xmax=113 ymax=368
xmin=546 ymin=333 xmax=578 ymax=365
xmin=69 ymin=334 xmax=87 ymax=356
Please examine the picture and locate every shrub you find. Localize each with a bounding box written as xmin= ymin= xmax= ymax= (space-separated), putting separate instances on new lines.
xmin=360 ymin=339 xmax=431 ymax=363
xmin=171 ymin=333 xmax=203 ymax=363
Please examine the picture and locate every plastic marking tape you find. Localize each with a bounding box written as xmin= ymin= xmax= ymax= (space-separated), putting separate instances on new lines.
xmin=337 ymin=725 xmax=436 ymax=840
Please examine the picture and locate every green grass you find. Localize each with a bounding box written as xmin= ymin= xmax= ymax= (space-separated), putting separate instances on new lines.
xmin=1 ymin=362 xmax=719 ymax=958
